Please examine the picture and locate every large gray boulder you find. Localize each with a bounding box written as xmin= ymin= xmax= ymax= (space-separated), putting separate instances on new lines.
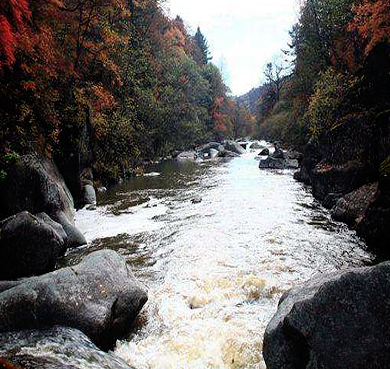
xmin=35 ymin=212 xmax=68 ymax=245
xmin=0 ymin=212 xmax=65 ymax=280
xmin=197 ymin=142 xmax=224 ymax=154
xmin=0 ymin=154 xmax=86 ymax=247
xmin=0 ymin=326 xmax=134 ymax=369
xmin=0 ymin=250 xmax=148 ymax=350
xmin=224 ymin=141 xmax=246 ymax=155
xmin=83 ymin=184 xmax=97 ymax=205
xmin=263 ymin=262 xmax=390 ymax=369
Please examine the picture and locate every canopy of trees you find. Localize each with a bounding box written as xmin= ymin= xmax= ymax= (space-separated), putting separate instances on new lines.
xmin=255 ymin=0 xmax=390 ymax=174
xmin=0 ymin=0 xmax=251 ymax=183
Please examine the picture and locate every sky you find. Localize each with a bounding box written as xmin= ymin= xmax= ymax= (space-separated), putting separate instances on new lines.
xmin=166 ymin=0 xmax=299 ymax=96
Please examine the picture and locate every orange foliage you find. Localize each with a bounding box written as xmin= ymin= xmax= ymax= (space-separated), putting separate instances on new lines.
xmin=0 ymin=0 xmax=32 ymax=71
xmin=349 ymin=0 xmax=390 ymax=55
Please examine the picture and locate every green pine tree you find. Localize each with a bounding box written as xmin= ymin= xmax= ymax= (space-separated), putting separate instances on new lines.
xmin=194 ymin=27 xmax=212 ymax=65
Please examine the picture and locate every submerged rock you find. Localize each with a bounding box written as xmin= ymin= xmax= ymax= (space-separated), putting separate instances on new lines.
xmin=0 ymin=250 xmax=148 ymax=350
xmin=263 ymin=261 xmax=390 ymax=369
xmin=0 ymin=326 xmax=134 ymax=369
xmin=0 ymin=212 xmax=65 ymax=280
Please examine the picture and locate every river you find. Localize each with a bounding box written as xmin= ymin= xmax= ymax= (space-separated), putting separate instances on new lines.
xmin=72 ymin=142 xmax=373 ymax=368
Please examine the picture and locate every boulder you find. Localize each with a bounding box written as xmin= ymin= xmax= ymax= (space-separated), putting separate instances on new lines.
xmin=197 ymin=142 xmax=224 ymax=154
xmin=311 ymin=161 xmax=371 ymax=201
xmin=331 ymin=182 xmax=378 ymax=228
xmin=263 ymin=261 xmax=390 ymax=369
xmin=176 ymin=151 xmax=197 ymax=161
xmin=218 ymin=150 xmax=240 ymax=158
xmin=55 ymin=211 xmax=87 ymax=247
xmin=259 ymin=157 xmax=299 ymax=170
xmin=0 ymin=154 xmax=86 ymax=248
xmin=272 ymin=145 xmax=285 ymax=159
xmin=209 ymin=148 xmax=219 ymax=159
xmin=0 ymin=250 xmax=148 ymax=350
xmin=83 ymin=184 xmax=97 ymax=205
xmin=35 ymin=212 xmax=68 ymax=245
xmin=0 ymin=212 xmax=65 ymax=280
xmin=0 ymin=326 xmax=134 ymax=369
xmin=259 ymin=148 xmax=270 ymax=156
xmin=224 ymin=141 xmax=246 ymax=155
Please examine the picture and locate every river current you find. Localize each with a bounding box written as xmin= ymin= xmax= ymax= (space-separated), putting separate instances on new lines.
xmin=72 ymin=143 xmax=373 ymax=368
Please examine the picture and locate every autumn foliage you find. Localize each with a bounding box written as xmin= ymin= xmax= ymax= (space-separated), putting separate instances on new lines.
xmin=0 ymin=0 xmax=236 ymax=182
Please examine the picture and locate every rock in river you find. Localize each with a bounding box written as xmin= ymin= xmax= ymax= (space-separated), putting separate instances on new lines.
xmin=259 ymin=156 xmax=299 ymax=170
xmin=0 ymin=250 xmax=148 ymax=350
xmin=0 ymin=326 xmax=134 ymax=369
xmin=224 ymin=140 xmax=247 ymax=155
xmin=0 ymin=212 xmax=65 ymax=280
xmin=0 ymin=154 xmax=86 ymax=247
xmin=259 ymin=148 xmax=270 ymax=156
xmin=263 ymin=261 xmax=390 ymax=369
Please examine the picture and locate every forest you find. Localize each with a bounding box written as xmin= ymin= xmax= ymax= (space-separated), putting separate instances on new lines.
xmin=0 ymin=0 xmax=254 ymax=185
xmin=1 ymin=0 xmax=389 ymax=185
xmin=257 ymin=0 xmax=390 ymax=161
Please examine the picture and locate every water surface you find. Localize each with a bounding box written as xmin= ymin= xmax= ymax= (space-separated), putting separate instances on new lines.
xmin=74 ymin=145 xmax=373 ymax=368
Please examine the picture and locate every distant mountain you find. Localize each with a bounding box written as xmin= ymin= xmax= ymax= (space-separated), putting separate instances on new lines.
xmin=235 ymin=86 xmax=266 ymax=115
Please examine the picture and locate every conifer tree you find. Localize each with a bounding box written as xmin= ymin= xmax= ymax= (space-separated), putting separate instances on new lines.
xmin=194 ymin=27 xmax=212 ymax=65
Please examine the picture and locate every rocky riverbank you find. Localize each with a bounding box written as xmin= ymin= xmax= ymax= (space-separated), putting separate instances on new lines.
xmin=294 ymin=139 xmax=390 ymax=255
xmin=0 ymin=153 xmax=147 ymax=367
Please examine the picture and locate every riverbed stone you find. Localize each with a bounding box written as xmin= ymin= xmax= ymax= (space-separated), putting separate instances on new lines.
xmin=263 ymin=261 xmax=390 ymax=369
xmin=224 ymin=140 xmax=246 ymax=155
xmin=0 ymin=212 xmax=65 ymax=280
xmin=0 ymin=249 xmax=148 ymax=350
xmin=0 ymin=326 xmax=134 ymax=369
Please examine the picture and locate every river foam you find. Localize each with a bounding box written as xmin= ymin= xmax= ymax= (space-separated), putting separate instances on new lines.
xmin=74 ymin=144 xmax=372 ymax=368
